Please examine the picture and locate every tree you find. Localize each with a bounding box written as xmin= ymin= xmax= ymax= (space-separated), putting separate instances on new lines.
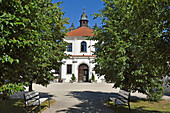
xmin=92 ymin=0 xmax=169 ymax=101
xmin=0 ymin=0 xmax=68 ymax=95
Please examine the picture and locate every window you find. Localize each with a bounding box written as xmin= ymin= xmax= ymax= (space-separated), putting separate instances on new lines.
xmin=81 ymin=41 xmax=87 ymax=52
xmin=67 ymin=43 xmax=72 ymax=52
xmin=95 ymin=44 xmax=98 ymax=55
xmin=67 ymin=64 xmax=72 ymax=74
xmin=95 ymin=46 xmax=98 ymax=52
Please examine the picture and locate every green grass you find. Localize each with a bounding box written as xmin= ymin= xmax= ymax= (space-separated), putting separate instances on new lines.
xmin=0 ymin=99 xmax=56 ymax=113
xmin=107 ymin=99 xmax=170 ymax=113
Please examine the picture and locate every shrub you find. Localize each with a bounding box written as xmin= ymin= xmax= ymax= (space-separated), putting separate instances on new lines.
xmin=146 ymin=86 xmax=164 ymax=101
xmin=91 ymin=73 xmax=95 ymax=82
xmin=71 ymin=74 xmax=76 ymax=81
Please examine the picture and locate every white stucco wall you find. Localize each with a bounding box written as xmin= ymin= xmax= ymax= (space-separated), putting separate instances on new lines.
xmin=60 ymin=36 xmax=105 ymax=83
xmin=64 ymin=36 xmax=97 ymax=55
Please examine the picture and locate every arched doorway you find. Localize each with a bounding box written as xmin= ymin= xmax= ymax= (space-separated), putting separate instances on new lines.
xmin=78 ymin=64 xmax=89 ymax=82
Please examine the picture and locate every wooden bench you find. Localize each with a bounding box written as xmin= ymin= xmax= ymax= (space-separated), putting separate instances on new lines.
xmin=109 ymin=89 xmax=131 ymax=112
xmin=23 ymin=90 xmax=50 ymax=113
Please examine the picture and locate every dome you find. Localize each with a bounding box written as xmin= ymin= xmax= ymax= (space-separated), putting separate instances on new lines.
xmin=70 ymin=23 xmax=75 ymax=31
xmin=80 ymin=8 xmax=88 ymax=21
xmin=79 ymin=8 xmax=89 ymax=27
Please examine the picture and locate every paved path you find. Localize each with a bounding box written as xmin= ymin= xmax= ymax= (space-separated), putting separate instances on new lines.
xmin=32 ymin=83 xmax=169 ymax=113
xmin=33 ymin=83 xmax=115 ymax=113
xmin=11 ymin=83 xmax=170 ymax=113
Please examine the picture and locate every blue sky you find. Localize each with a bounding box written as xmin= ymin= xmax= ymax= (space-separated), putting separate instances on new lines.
xmin=51 ymin=0 xmax=104 ymax=29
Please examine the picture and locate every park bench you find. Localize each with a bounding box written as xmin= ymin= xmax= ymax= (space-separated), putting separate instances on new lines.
xmin=109 ymin=89 xmax=131 ymax=112
xmin=23 ymin=90 xmax=50 ymax=113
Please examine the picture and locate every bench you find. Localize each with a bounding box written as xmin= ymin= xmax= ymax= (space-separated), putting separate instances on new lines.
xmin=109 ymin=89 xmax=131 ymax=112
xmin=23 ymin=90 xmax=50 ymax=113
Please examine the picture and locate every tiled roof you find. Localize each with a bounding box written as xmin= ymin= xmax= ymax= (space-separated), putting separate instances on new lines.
xmin=67 ymin=26 xmax=94 ymax=37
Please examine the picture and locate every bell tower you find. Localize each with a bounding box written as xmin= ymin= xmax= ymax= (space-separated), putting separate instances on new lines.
xmin=79 ymin=8 xmax=89 ymax=27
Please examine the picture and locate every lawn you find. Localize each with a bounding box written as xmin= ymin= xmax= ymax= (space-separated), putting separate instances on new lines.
xmin=0 ymin=99 xmax=56 ymax=113
xmin=107 ymin=99 xmax=170 ymax=113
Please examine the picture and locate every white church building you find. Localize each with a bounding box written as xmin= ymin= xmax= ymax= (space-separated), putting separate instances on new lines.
xmin=59 ymin=9 xmax=105 ymax=83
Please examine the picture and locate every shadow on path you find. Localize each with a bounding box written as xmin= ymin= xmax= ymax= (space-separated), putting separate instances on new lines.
xmin=55 ymin=91 xmax=114 ymax=113
xmin=55 ymin=91 xmax=170 ymax=113
xmin=39 ymin=92 xmax=54 ymax=99
xmin=164 ymin=92 xmax=170 ymax=97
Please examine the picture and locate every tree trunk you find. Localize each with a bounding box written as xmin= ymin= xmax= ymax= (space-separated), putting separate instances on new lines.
xmin=29 ymin=81 xmax=33 ymax=92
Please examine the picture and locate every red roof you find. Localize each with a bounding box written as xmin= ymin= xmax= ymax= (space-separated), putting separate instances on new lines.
xmin=67 ymin=26 xmax=94 ymax=36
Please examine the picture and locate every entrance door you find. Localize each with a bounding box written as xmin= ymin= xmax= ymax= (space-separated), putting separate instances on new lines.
xmin=84 ymin=69 xmax=88 ymax=82
xmin=78 ymin=64 xmax=89 ymax=82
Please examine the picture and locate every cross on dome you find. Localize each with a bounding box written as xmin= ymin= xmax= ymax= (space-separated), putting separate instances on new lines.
xmin=83 ymin=8 xmax=85 ymax=13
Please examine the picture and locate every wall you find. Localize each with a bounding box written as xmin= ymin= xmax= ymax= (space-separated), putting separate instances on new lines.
xmin=60 ymin=36 xmax=105 ymax=83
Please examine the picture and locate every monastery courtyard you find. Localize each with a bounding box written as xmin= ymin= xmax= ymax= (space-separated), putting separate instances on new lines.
xmin=12 ymin=83 xmax=168 ymax=113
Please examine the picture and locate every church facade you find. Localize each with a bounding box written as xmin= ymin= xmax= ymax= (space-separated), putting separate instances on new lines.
xmin=59 ymin=9 xmax=105 ymax=83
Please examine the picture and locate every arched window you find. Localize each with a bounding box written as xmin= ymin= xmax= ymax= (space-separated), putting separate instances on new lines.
xmin=81 ymin=41 xmax=87 ymax=52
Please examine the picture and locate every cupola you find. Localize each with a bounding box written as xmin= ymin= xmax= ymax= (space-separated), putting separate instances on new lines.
xmin=70 ymin=23 xmax=75 ymax=31
xmin=79 ymin=8 xmax=89 ymax=27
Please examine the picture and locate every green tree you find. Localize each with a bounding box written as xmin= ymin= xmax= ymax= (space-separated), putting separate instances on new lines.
xmin=92 ymin=0 xmax=169 ymax=101
xmin=0 ymin=0 xmax=68 ymax=95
